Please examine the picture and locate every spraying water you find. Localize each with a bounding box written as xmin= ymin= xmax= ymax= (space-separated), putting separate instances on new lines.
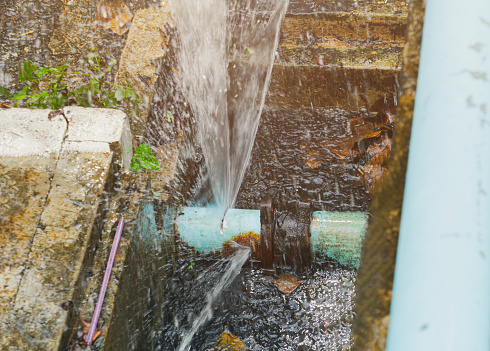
xmin=177 ymin=246 xmax=250 ymax=351
xmin=168 ymin=0 xmax=289 ymax=222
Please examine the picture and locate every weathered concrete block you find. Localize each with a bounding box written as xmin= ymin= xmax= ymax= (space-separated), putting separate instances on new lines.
xmin=0 ymin=107 xmax=134 ymax=350
xmin=64 ymin=106 xmax=133 ymax=169
xmin=0 ymin=157 xmax=57 ymax=318
xmin=3 ymin=151 xmax=113 ymax=350
xmin=0 ymin=109 xmax=66 ymax=157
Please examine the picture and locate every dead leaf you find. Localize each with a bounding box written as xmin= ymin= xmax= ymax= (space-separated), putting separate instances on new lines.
xmin=80 ymin=319 xmax=91 ymax=335
xmin=360 ymin=138 xmax=392 ymax=191
xmin=365 ymin=135 xmax=391 ymax=160
xmin=362 ymin=129 xmax=383 ymax=139
xmin=92 ymin=329 xmax=103 ymax=342
xmin=96 ymin=0 xmax=133 ymax=36
xmin=172 ymin=67 xmax=179 ymax=76
xmin=211 ymin=330 xmax=246 ymax=351
xmin=78 ymin=319 xmax=102 ymax=344
xmin=273 ymin=273 xmax=302 ymax=296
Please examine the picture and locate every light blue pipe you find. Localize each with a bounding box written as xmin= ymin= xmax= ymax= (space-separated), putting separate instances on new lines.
xmin=311 ymin=211 xmax=367 ymax=269
xmin=176 ymin=207 xmax=261 ymax=253
xmin=387 ymin=1 xmax=490 ymax=350
xmin=176 ymin=207 xmax=367 ymax=269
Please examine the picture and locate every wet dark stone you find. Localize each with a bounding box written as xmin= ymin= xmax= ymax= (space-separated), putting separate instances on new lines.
xmin=236 ymin=107 xmax=371 ymax=212
xmin=155 ymin=256 xmax=356 ymax=351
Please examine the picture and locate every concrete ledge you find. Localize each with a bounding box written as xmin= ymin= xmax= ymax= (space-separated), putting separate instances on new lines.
xmin=287 ymin=0 xmax=409 ymax=15
xmin=0 ymin=108 xmax=133 ymax=350
xmin=64 ymin=107 xmax=133 ymax=169
xmin=0 ymin=109 xmax=67 ymax=157
xmin=0 ymin=108 xmax=132 ymax=168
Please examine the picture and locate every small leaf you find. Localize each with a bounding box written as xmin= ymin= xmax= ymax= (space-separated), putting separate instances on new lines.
xmin=130 ymin=143 xmax=160 ymax=172
xmin=130 ymin=158 xmax=143 ymax=172
xmin=0 ymin=86 xmax=11 ymax=99
xmin=19 ymin=61 xmax=36 ymax=82
xmin=12 ymin=87 xmax=28 ymax=100
xmin=28 ymin=94 xmax=41 ymax=103
xmin=114 ymin=85 xmax=125 ymax=101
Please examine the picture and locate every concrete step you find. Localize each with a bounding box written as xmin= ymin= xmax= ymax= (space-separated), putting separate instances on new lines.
xmin=276 ymin=45 xmax=402 ymax=68
xmin=287 ymin=0 xmax=409 ymax=15
xmin=267 ymin=2 xmax=406 ymax=111
xmin=267 ymin=64 xmax=398 ymax=110
xmin=280 ymin=12 xmax=407 ymax=47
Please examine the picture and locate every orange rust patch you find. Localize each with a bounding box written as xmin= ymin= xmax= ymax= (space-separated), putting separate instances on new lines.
xmin=222 ymin=231 xmax=261 ymax=260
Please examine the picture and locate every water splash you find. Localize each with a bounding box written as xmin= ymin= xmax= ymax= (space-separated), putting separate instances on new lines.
xmin=168 ymin=0 xmax=289 ymax=220
xmin=177 ymin=246 xmax=250 ymax=351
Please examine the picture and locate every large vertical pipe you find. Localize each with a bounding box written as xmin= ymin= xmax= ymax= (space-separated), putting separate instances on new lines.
xmin=387 ymin=1 xmax=490 ymax=350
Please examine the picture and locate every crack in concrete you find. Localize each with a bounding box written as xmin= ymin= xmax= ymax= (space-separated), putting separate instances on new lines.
xmin=10 ymin=109 xmax=70 ymax=308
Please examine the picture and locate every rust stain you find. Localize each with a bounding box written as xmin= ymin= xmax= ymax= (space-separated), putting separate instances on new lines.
xmin=222 ymin=231 xmax=261 ymax=260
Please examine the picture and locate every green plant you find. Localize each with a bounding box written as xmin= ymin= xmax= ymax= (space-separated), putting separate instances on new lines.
xmin=130 ymin=143 xmax=160 ymax=172
xmin=71 ymin=48 xmax=143 ymax=115
xmin=0 ymin=61 xmax=69 ymax=109
xmin=0 ymin=48 xmax=143 ymax=115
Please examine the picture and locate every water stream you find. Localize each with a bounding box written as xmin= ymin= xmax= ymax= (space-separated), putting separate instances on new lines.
xmin=167 ymin=0 xmax=289 ymax=222
xmin=176 ymin=246 xmax=250 ymax=351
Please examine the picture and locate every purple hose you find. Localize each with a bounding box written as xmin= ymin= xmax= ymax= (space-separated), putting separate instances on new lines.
xmin=86 ymin=217 xmax=125 ymax=345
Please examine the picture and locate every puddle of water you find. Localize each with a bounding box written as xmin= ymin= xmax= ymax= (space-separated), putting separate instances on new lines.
xmin=155 ymin=253 xmax=355 ymax=351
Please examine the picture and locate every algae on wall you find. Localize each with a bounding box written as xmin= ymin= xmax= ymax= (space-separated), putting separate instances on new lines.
xmin=352 ymin=0 xmax=426 ymax=349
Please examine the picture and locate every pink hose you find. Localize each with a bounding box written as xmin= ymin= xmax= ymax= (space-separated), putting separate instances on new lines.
xmin=86 ymin=217 xmax=125 ymax=345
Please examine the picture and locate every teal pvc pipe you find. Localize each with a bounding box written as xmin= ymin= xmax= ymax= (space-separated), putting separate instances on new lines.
xmin=387 ymin=1 xmax=490 ymax=350
xmin=176 ymin=207 xmax=367 ymax=269
xmin=310 ymin=211 xmax=367 ymax=269
xmin=176 ymin=207 xmax=261 ymax=253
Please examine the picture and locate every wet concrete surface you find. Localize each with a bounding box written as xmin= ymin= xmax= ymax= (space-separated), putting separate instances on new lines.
xmin=0 ymin=156 xmax=57 ymax=317
xmin=0 ymin=108 xmax=131 ymax=350
xmin=156 ymin=259 xmax=356 ymax=350
xmin=236 ymin=107 xmax=373 ymax=212
xmin=5 ymin=151 xmax=113 ymax=350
